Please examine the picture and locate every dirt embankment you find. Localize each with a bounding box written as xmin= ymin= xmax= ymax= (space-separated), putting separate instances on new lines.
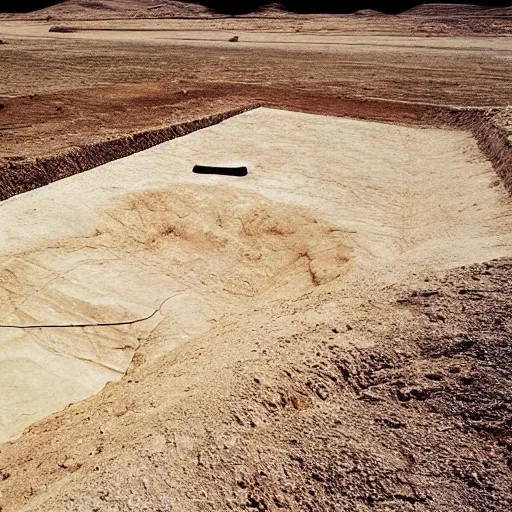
xmin=1 ymin=100 xmax=511 ymax=202
xmin=0 ymin=257 xmax=511 ymax=511
xmin=432 ymin=106 xmax=512 ymax=194
xmin=0 ymin=104 xmax=257 ymax=201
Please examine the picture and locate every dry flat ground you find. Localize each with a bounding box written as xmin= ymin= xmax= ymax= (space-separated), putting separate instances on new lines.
xmin=0 ymin=6 xmax=512 ymax=512
xmin=1 ymin=14 xmax=512 ymax=164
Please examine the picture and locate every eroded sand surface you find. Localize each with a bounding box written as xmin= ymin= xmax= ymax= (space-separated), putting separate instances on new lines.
xmin=1 ymin=107 xmax=511 ymax=443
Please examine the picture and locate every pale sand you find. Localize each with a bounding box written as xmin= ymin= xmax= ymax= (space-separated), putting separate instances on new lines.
xmin=1 ymin=107 xmax=511 ymax=443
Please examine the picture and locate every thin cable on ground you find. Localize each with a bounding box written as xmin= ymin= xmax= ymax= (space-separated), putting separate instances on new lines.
xmin=0 ymin=292 xmax=184 ymax=330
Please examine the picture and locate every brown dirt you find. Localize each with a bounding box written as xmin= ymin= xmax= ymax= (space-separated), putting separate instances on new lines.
xmin=0 ymin=258 xmax=511 ymax=511
xmin=0 ymin=9 xmax=512 ymax=512
xmin=0 ymin=86 xmax=439 ymax=164
xmin=0 ymin=104 xmax=257 ymax=200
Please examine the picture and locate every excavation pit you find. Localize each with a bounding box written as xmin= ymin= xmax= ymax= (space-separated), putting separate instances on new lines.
xmin=1 ymin=107 xmax=511 ymax=443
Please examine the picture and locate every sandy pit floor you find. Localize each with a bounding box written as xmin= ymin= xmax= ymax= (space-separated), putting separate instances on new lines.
xmin=1 ymin=107 xmax=511 ymax=443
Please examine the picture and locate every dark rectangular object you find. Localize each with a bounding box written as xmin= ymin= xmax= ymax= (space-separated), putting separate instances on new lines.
xmin=193 ymin=165 xmax=248 ymax=177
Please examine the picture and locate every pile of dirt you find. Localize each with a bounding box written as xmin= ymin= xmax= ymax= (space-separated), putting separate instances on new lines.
xmin=354 ymin=9 xmax=385 ymax=16
xmin=0 ymin=253 xmax=511 ymax=511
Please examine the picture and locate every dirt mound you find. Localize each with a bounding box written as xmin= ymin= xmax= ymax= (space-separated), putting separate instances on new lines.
xmin=1 ymin=255 xmax=511 ymax=511
xmin=0 ymin=178 xmax=351 ymax=443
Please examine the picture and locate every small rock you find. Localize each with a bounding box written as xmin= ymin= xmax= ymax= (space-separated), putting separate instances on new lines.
xmin=0 ymin=471 xmax=10 ymax=481
xmin=358 ymin=391 xmax=383 ymax=402
xmin=419 ymin=290 xmax=439 ymax=297
xmin=290 ymin=394 xmax=312 ymax=410
xmin=460 ymin=374 xmax=474 ymax=385
xmin=396 ymin=388 xmax=411 ymax=402
xmin=58 ymin=457 xmax=82 ymax=472
xmin=67 ymin=463 xmax=82 ymax=473
xmin=396 ymin=386 xmax=430 ymax=402
xmin=425 ymin=372 xmax=443 ymax=381
xmin=468 ymin=471 xmax=482 ymax=488
xmin=113 ymin=406 xmax=128 ymax=417
xmin=316 ymin=387 xmax=329 ymax=400
xmin=229 ymin=35 xmax=239 ymax=42
xmin=376 ymin=417 xmax=406 ymax=429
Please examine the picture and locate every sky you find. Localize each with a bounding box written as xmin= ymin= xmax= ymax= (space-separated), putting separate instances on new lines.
xmin=2 ymin=0 xmax=510 ymax=14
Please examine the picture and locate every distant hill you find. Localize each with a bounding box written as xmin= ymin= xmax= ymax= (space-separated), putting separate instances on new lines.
xmin=1 ymin=1 xmax=511 ymax=17
xmin=3 ymin=0 xmax=214 ymax=18
xmin=354 ymin=8 xmax=385 ymax=15
xmin=400 ymin=3 xmax=512 ymax=15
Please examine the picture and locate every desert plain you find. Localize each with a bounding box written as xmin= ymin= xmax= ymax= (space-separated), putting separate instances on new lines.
xmin=0 ymin=2 xmax=512 ymax=511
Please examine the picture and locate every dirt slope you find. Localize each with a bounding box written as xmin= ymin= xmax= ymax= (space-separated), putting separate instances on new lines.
xmin=0 ymin=108 xmax=511 ymax=510
xmin=1 ymin=255 xmax=511 ymax=511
